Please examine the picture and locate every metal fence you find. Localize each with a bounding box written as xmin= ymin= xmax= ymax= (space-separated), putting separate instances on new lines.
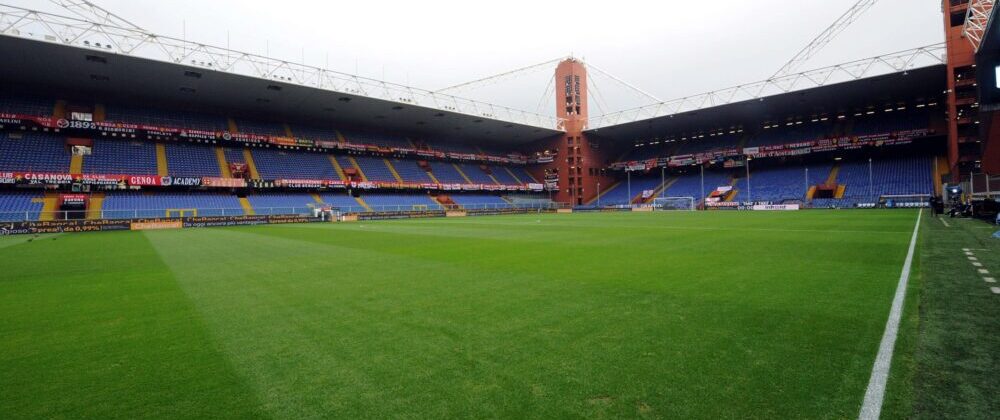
xmin=0 ymin=202 xmax=568 ymax=222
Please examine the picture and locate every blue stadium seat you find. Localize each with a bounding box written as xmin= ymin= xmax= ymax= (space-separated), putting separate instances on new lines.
xmin=165 ymin=143 xmax=220 ymax=177
xmin=83 ymin=139 xmax=157 ymax=175
xmin=0 ymin=191 xmax=44 ymax=221
xmin=101 ymin=192 xmax=243 ymax=219
xmin=0 ymin=133 xmax=71 ymax=173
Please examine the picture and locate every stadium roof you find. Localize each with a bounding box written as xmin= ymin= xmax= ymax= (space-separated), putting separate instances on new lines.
xmin=0 ymin=5 xmax=563 ymax=146
xmin=585 ymin=64 xmax=947 ymax=143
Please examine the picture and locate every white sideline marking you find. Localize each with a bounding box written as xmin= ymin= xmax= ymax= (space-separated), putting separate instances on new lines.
xmin=992 ymin=287 xmax=1000 ymax=295
xmin=973 ymin=262 xmax=984 ymax=267
xmin=985 ymin=278 xmax=996 ymax=283
xmin=859 ymin=210 xmax=922 ymax=420
xmin=940 ymin=218 xmax=951 ymax=227
xmin=980 ymin=269 xmax=991 ymax=275
xmin=969 ymin=256 xmax=979 ymax=261
xmin=963 ymin=248 xmax=971 ymax=251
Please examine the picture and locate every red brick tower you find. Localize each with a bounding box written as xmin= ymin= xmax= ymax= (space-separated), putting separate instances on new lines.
xmin=942 ymin=0 xmax=982 ymax=179
xmin=544 ymin=58 xmax=613 ymax=205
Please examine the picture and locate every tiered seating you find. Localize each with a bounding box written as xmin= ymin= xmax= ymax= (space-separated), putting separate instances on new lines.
xmin=449 ymin=194 xmax=509 ymax=209
xmin=674 ymin=135 xmax=742 ymax=154
xmin=165 ymin=143 xmax=220 ymax=177
xmin=598 ymin=175 xmax=663 ymax=205
xmin=341 ymin=130 xmax=411 ymax=148
xmin=490 ymin=166 xmax=520 ymax=184
xmin=317 ymin=193 xmax=365 ymax=210
xmin=83 ymin=139 xmax=157 ymax=175
xmin=620 ymin=145 xmax=663 ymax=161
xmin=662 ymin=171 xmax=732 ymax=199
xmin=252 ymin=149 xmax=339 ymax=179
xmin=101 ymin=192 xmax=242 ymax=218
xmin=0 ymin=94 xmax=53 ymax=116
xmin=106 ymin=104 xmax=228 ymax=132
xmin=335 ymin=156 xmax=358 ymax=176
xmin=815 ymin=156 xmax=933 ymax=207
xmin=290 ymin=124 xmax=339 ymax=141
xmin=0 ymin=133 xmax=71 ymax=172
xmin=750 ymin=124 xmax=832 ymax=147
xmin=506 ymin=195 xmax=554 ymax=207
xmin=360 ymin=193 xmax=441 ymax=211
xmin=390 ymin=159 xmax=433 ymax=183
xmin=234 ymin=119 xmax=286 ymax=136
xmin=508 ymin=167 xmax=536 ymax=183
xmin=0 ymin=191 xmax=43 ymax=221
xmin=851 ymin=110 xmax=930 ymax=135
xmin=247 ymin=193 xmax=317 ymax=215
xmin=432 ymin=142 xmax=480 ymax=154
xmin=456 ymin=163 xmax=495 ymax=184
xmin=428 ymin=162 xmax=466 ymax=183
xmin=352 ymin=156 xmax=396 ymax=182
xmin=731 ymin=166 xmax=809 ymax=203
xmin=223 ymin=148 xmax=246 ymax=165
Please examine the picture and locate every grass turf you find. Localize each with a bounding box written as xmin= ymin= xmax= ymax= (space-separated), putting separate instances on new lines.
xmin=882 ymin=214 xmax=1000 ymax=419
xmin=0 ymin=210 xmax=927 ymax=418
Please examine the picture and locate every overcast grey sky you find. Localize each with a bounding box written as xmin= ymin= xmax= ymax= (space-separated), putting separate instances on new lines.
xmin=16 ymin=0 xmax=945 ymax=116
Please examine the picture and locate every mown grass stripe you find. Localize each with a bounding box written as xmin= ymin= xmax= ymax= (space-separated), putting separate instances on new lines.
xmin=860 ymin=210 xmax=922 ymax=420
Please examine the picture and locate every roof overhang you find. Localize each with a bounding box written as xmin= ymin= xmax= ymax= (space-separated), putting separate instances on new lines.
xmin=586 ymin=64 xmax=946 ymax=143
xmin=0 ymin=35 xmax=562 ymax=146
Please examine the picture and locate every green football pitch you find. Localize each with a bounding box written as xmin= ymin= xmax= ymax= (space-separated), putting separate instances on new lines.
xmin=0 ymin=210 xmax=982 ymax=418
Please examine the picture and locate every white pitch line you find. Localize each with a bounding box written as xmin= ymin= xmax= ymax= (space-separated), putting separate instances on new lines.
xmin=963 ymin=248 xmax=971 ymax=251
xmin=992 ymin=287 xmax=1000 ymax=295
xmin=969 ymin=256 xmax=979 ymax=261
xmin=973 ymin=262 xmax=984 ymax=267
xmin=980 ymin=269 xmax=991 ymax=275
xmin=940 ymin=218 xmax=951 ymax=227
xmin=985 ymin=277 xmax=996 ymax=283
xmin=859 ymin=210 xmax=922 ymax=420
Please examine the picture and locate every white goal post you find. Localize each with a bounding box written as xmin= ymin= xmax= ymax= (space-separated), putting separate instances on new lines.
xmin=652 ymin=196 xmax=697 ymax=211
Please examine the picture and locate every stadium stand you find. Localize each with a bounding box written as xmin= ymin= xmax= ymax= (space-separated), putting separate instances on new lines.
xmin=456 ymin=163 xmax=496 ymax=184
xmin=0 ymin=191 xmax=43 ymax=221
xmin=674 ymin=135 xmax=742 ymax=154
xmin=812 ymin=156 xmax=933 ymax=208
xmin=749 ymin=124 xmax=833 ymax=147
xmin=246 ymin=193 xmax=319 ymax=214
xmin=661 ymin=170 xmax=733 ymax=200
xmin=0 ymin=133 xmax=71 ymax=173
xmin=431 ymin=141 xmax=480 ymax=154
xmin=390 ymin=159 xmax=434 ymax=183
xmin=508 ymin=166 xmax=537 ymax=183
xmin=490 ymin=166 xmax=520 ymax=184
xmin=317 ymin=193 xmax=366 ymax=210
xmin=0 ymin=93 xmax=53 ymax=116
xmin=428 ymin=161 xmax=467 ymax=183
xmin=252 ymin=149 xmax=339 ymax=180
xmin=732 ymin=165 xmax=829 ymax=203
xmin=106 ymin=104 xmax=228 ymax=132
xmin=360 ymin=193 xmax=441 ymax=210
xmin=164 ymin=142 xmax=220 ymax=177
xmin=234 ymin=119 xmax=287 ymax=136
xmin=850 ymin=110 xmax=931 ymax=136
xmin=289 ymin=124 xmax=340 ymax=141
xmin=598 ymin=175 xmax=664 ymax=205
xmin=341 ymin=129 xmax=411 ymax=148
xmin=449 ymin=194 xmax=509 ymax=209
xmin=82 ymin=139 xmax=157 ymax=175
xmin=101 ymin=192 xmax=243 ymax=219
xmin=352 ymin=156 xmax=397 ymax=182
xmin=223 ymin=148 xmax=246 ymax=165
